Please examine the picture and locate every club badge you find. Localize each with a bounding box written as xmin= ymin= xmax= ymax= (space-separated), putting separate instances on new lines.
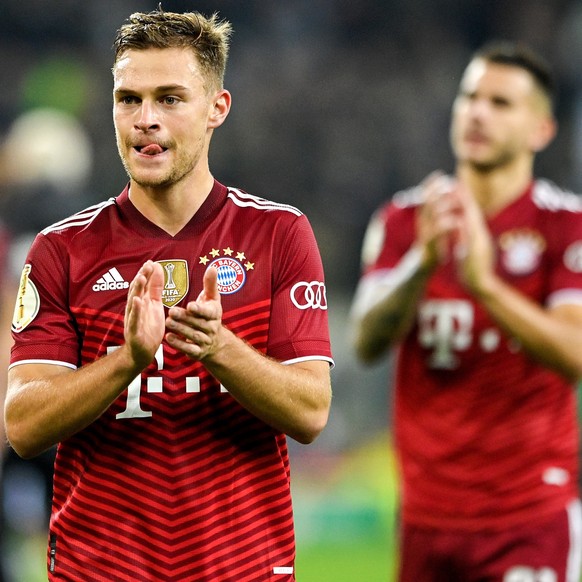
xmin=499 ymin=229 xmax=546 ymax=275
xmin=199 ymin=247 xmax=254 ymax=295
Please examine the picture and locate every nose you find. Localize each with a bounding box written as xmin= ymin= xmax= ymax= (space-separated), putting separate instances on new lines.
xmin=135 ymin=100 xmax=159 ymax=131
xmin=467 ymin=97 xmax=491 ymax=120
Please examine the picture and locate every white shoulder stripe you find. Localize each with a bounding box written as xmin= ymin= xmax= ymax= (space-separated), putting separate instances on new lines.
xmin=227 ymin=188 xmax=303 ymax=216
xmin=41 ymin=198 xmax=116 ymax=235
xmin=533 ymin=180 xmax=582 ymax=213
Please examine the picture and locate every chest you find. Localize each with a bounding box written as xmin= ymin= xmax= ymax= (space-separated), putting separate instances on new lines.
xmin=67 ymin=228 xmax=274 ymax=317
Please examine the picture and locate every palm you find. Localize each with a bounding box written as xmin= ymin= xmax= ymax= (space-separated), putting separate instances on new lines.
xmin=125 ymin=261 xmax=166 ymax=368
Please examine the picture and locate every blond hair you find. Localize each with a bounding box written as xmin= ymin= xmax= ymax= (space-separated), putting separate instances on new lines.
xmin=113 ymin=7 xmax=232 ymax=91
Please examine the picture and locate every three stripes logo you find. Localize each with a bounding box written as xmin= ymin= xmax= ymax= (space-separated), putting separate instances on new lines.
xmin=92 ymin=267 xmax=129 ymax=292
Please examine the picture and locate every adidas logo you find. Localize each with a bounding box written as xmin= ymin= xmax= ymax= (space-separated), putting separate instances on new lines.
xmin=92 ymin=267 xmax=129 ymax=292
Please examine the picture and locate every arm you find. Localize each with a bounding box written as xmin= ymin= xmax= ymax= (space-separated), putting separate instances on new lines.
xmin=352 ymin=173 xmax=462 ymax=363
xmin=469 ymin=279 xmax=582 ymax=380
xmin=5 ymin=260 xmax=166 ymax=458
xmin=351 ymin=246 xmax=433 ymax=363
xmin=0 ymin=282 xmax=15 ymax=456
xmin=455 ymin=185 xmax=582 ymax=380
xmin=166 ymin=267 xmax=332 ymax=444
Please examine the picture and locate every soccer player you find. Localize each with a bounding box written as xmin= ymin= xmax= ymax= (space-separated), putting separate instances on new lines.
xmin=351 ymin=42 xmax=582 ymax=582
xmin=5 ymin=8 xmax=333 ymax=582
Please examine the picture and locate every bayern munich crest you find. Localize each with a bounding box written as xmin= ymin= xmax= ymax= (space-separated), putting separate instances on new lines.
xmin=498 ymin=228 xmax=546 ymax=276
xmin=199 ymin=247 xmax=254 ymax=295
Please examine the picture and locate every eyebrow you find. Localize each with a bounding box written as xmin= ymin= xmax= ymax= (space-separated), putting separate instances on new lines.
xmin=114 ymin=84 xmax=191 ymax=96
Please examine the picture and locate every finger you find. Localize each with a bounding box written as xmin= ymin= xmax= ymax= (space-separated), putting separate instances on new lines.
xmin=422 ymin=172 xmax=455 ymax=201
xmin=165 ymin=332 xmax=205 ymax=360
xmin=144 ymin=261 xmax=164 ymax=302
xmin=201 ymin=266 xmax=220 ymax=302
xmin=420 ymin=170 xmax=446 ymax=190
xmin=126 ymin=270 xmax=146 ymax=319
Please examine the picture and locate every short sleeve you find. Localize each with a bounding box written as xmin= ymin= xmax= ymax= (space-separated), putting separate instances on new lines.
xmin=266 ymin=215 xmax=333 ymax=365
xmin=10 ymin=232 xmax=80 ymax=368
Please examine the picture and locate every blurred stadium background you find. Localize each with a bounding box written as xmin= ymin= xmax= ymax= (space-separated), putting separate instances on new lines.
xmin=2 ymin=0 xmax=582 ymax=580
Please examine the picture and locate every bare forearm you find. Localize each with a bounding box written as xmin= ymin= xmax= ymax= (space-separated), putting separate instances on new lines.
xmin=6 ymin=346 xmax=143 ymax=458
xmin=355 ymin=284 xmax=423 ymax=363
xmin=352 ymin=248 xmax=433 ymax=363
xmin=474 ymin=274 xmax=582 ymax=380
xmin=202 ymin=330 xmax=331 ymax=444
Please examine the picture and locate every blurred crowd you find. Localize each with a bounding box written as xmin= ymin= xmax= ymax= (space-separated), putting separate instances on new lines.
xmin=2 ymin=0 xmax=582 ymax=579
xmin=3 ymin=0 xmax=582 ymax=290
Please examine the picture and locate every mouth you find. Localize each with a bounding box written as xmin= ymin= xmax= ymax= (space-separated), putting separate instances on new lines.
xmin=464 ymin=127 xmax=489 ymax=145
xmin=134 ymin=143 xmax=168 ymax=156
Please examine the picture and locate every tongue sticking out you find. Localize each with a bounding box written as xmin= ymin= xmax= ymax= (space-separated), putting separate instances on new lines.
xmin=140 ymin=144 xmax=164 ymax=155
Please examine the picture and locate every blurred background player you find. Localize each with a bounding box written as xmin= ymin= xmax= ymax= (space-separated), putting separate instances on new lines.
xmin=351 ymin=41 xmax=582 ymax=581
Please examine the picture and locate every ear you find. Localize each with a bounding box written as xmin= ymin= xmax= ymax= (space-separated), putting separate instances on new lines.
xmin=530 ymin=114 xmax=557 ymax=153
xmin=208 ymin=89 xmax=231 ymax=129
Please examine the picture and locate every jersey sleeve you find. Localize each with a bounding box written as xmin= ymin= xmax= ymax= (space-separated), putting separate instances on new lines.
xmin=10 ymin=232 xmax=80 ymax=368
xmin=360 ymin=198 xmax=416 ymax=276
xmin=266 ymin=214 xmax=333 ymax=365
xmin=545 ymin=207 xmax=582 ymax=307
xmin=350 ymin=195 xmax=418 ymax=322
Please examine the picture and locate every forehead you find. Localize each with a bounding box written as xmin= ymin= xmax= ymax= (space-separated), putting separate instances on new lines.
xmin=113 ymin=47 xmax=203 ymax=90
xmin=460 ymin=58 xmax=537 ymax=100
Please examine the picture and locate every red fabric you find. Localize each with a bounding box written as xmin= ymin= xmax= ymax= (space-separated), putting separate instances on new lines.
xmin=361 ymin=179 xmax=582 ymax=531
xmin=11 ymin=181 xmax=332 ymax=581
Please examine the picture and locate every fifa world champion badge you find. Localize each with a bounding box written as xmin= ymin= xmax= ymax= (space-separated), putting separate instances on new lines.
xmin=157 ymin=260 xmax=189 ymax=308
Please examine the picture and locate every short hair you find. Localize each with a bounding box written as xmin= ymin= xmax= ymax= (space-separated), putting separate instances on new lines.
xmin=112 ymin=6 xmax=232 ymax=91
xmin=472 ymin=41 xmax=555 ymax=108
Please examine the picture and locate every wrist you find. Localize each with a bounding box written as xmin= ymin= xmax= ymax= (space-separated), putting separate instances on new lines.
xmin=114 ymin=343 xmax=152 ymax=379
xmin=411 ymin=245 xmax=438 ymax=276
xmin=468 ymin=270 xmax=501 ymax=301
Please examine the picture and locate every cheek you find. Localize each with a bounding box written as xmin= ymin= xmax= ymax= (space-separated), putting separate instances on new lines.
xmin=449 ymin=118 xmax=464 ymax=150
xmin=502 ymin=120 xmax=530 ymax=148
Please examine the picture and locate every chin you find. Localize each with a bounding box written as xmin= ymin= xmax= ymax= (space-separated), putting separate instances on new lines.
xmin=133 ymin=176 xmax=174 ymax=189
xmin=126 ymin=166 xmax=173 ymax=187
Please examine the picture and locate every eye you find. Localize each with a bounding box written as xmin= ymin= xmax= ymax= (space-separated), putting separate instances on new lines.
xmin=162 ymin=96 xmax=178 ymax=105
xmin=120 ymin=95 xmax=138 ymax=105
xmin=491 ymin=96 xmax=511 ymax=108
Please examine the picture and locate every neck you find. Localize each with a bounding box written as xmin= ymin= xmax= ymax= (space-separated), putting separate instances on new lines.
xmin=128 ymin=171 xmax=215 ymax=236
xmin=456 ymin=157 xmax=534 ymax=215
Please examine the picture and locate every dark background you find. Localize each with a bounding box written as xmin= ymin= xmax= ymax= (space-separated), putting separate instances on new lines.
xmin=2 ymin=1 xmax=582 ymax=579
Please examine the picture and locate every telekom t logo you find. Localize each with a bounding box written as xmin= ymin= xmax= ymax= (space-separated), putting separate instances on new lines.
xmin=418 ymin=299 xmax=474 ymax=369
xmin=107 ymin=344 xmax=228 ymax=420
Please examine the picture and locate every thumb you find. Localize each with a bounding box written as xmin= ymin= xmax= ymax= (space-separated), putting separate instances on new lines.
xmin=199 ymin=266 xmax=220 ymax=302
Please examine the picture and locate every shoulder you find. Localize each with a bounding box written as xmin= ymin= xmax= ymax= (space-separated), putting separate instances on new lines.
xmin=40 ymin=198 xmax=117 ymax=237
xmin=226 ymin=187 xmax=304 ymax=218
xmin=392 ymin=184 xmax=424 ymax=210
xmin=531 ymin=179 xmax=582 ymax=214
xmin=366 ymin=184 xmax=422 ymax=231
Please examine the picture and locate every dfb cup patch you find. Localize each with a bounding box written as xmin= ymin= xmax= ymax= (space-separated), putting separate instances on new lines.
xmin=12 ymin=264 xmax=40 ymax=333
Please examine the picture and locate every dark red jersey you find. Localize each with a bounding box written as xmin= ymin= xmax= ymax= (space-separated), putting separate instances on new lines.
xmin=359 ymin=179 xmax=582 ymax=531
xmin=10 ymin=181 xmax=333 ymax=581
